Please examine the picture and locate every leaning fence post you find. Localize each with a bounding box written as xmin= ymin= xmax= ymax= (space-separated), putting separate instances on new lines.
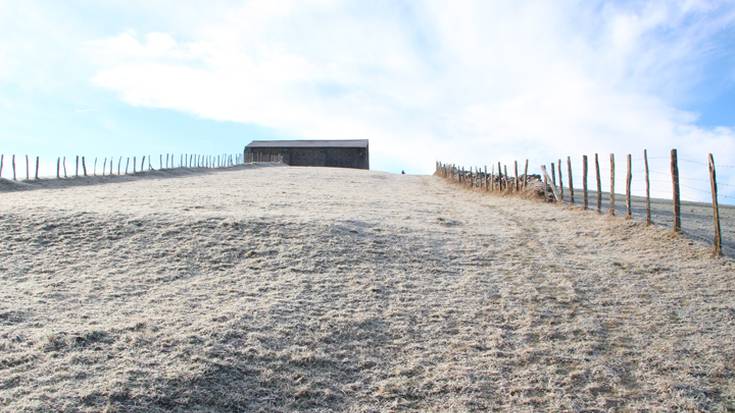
xmin=708 ymin=153 xmax=722 ymax=256
xmin=609 ymin=154 xmax=615 ymax=215
xmin=102 ymin=158 xmax=107 ymax=177
xmin=551 ymin=162 xmax=556 ymax=190
xmin=35 ymin=156 xmax=39 ymax=180
xmin=82 ymin=156 xmax=87 ymax=177
xmin=582 ymin=155 xmax=588 ymax=210
xmin=57 ymin=157 xmax=61 ymax=179
xmin=671 ymin=149 xmax=681 ymax=233
xmin=125 ymin=157 xmax=130 ymax=175
xmin=625 ymin=154 xmax=632 ymax=219
xmin=63 ymin=156 xmax=68 ymax=178
xmin=541 ymin=165 xmax=559 ymax=202
xmin=567 ymin=156 xmax=574 ymax=205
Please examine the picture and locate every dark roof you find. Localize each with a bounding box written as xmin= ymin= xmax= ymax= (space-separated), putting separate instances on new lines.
xmin=246 ymin=139 xmax=368 ymax=149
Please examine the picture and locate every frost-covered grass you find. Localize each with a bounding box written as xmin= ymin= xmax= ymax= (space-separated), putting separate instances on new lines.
xmin=1 ymin=165 xmax=733 ymax=411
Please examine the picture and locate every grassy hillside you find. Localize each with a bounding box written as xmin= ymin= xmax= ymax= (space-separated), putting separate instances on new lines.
xmin=1 ymin=165 xmax=733 ymax=411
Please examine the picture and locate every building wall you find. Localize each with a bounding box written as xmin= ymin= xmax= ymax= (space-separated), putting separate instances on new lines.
xmin=246 ymin=146 xmax=369 ymax=169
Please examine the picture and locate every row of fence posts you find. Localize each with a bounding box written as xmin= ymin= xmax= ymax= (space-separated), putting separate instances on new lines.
xmin=0 ymin=152 xmax=256 ymax=181
xmin=436 ymin=148 xmax=724 ymax=257
xmin=243 ymin=151 xmax=284 ymax=163
xmin=434 ymin=159 xmax=533 ymax=193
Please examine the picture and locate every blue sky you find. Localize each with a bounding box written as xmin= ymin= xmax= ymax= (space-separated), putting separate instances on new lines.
xmin=1 ymin=0 xmax=735 ymax=202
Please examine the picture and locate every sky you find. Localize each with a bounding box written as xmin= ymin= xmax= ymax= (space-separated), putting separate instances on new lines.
xmin=1 ymin=0 xmax=734 ymax=202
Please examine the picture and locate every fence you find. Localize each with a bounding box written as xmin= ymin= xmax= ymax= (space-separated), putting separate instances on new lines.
xmin=0 ymin=151 xmax=284 ymax=183
xmin=436 ymin=148 xmax=731 ymax=257
xmin=243 ymin=152 xmax=284 ymax=163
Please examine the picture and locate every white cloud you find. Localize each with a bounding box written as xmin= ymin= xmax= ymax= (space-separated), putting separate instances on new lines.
xmin=83 ymin=0 xmax=735 ymax=200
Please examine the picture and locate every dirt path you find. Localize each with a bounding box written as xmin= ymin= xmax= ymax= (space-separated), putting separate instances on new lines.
xmin=1 ymin=166 xmax=733 ymax=412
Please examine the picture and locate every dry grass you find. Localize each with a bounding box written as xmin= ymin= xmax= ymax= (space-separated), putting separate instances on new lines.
xmin=0 ymin=165 xmax=734 ymax=412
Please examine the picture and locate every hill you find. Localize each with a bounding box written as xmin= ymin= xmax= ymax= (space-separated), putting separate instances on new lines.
xmin=1 ymin=165 xmax=733 ymax=411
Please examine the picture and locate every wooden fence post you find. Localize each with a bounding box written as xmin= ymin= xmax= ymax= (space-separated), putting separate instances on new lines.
xmin=495 ymin=162 xmax=500 ymax=190
xmin=35 ymin=156 xmax=39 ymax=180
xmin=57 ymin=157 xmax=61 ymax=178
xmin=644 ymin=149 xmax=651 ymax=225
xmin=567 ymin=156 xmax=574 ymax=205
xmin=125 ymin=157 xmax=130 ymax=175
xmin=93 ymin=157 xmax=97 ymax=176
xmin=133 ymin=156 xmax=137 ymax=174
xmin=595 ymin=153 xmax=602 ymax=213
xmin=110 ymin=157 xmax=114 ymax=175
xmin=82 ymin=156 xmax=87 ymax=177
xmin=25 ymin=155 xmax=29 ymax=180
xmin=102 ymin=158 xmax=107 ymax=177
xmin=582 ymin=155 xmax=588 ymax=210
xmin=557 ymin=159 xmax=564 ymax=202
xmin=12 ymin=154 xmax=16 ymax=180
xmin=0 ymin=154 xmax=3 ymax=178
xmin=63 ymin=156 xmax=67 ymax=178
xmin=625 ymin=154 xmax=632 ymax=219
xmin=504 ymin=165 xmax=508 ymax=192
xmin=708 ymin=153 xmax=722 ymax=256
xmin=523 ymin=159 xmax=528 ymax=189
xmin=490 ymin=163 xmax=495 ymax=192
xmin=117 ymin=157 xmax=121 ymax=176
xmin=609 ymin=154 xmax=615 ymax=215
xmin=551 ymin=162 xmax=556 ymax=190
xmin=671 ymin=149 xmax=681 ymax=233
xmin=75 ymin=155 xmax=79 ymax=178
xmin=541 ymin=165 xmax=559 ymax=202
xmin=514 ymin=160 xmax=519 ymax=192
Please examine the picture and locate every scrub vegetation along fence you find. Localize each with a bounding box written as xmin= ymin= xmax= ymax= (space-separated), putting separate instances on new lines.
xmin=0 ymin=151 xmax=283 ymax=182
xmin=436 ymin=149 xmax=732 ymax=257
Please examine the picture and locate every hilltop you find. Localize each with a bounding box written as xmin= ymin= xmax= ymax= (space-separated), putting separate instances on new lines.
xmin=1 ymin=165 xmax=733 ymax=411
